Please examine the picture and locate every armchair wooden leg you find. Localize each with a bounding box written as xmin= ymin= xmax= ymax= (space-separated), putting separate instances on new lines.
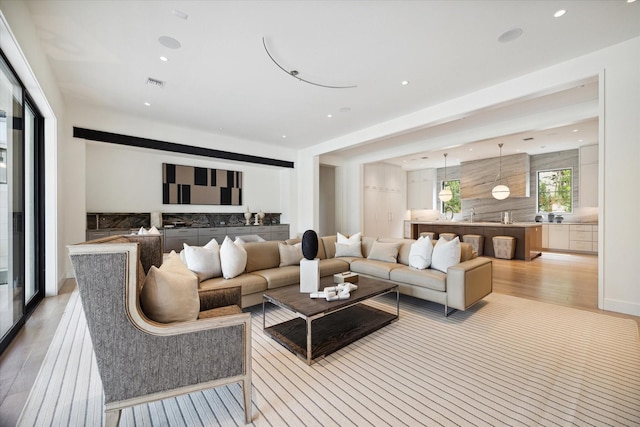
xmin=243 ymin=379 xmax=252 ymax=424
xmin=105 ymin=409 xmax=121 ymax=427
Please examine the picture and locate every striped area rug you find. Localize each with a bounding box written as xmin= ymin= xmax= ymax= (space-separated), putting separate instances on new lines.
xmin=18 ymin=288 xmax=640 ymax=426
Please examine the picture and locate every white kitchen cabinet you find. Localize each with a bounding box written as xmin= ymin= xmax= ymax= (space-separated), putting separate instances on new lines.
xmin=547 ymin=224 xmax=570 ymax=250
xmin=363 ymin=163 xmax=406 ymax=238
xmin=580 ymin=144 xmax=598 ymax=207
xmin=407 ymin=168 xmax=435 ymax=209
xmin=541 ymin=224 xmax=549 ymax=248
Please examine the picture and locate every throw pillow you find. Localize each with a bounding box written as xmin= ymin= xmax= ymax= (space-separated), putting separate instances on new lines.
xmin=334 ymin=242 xmax=363 ymax=258
xmin=279 ymin=242 xmax=303 ymax=266
xmin=431 ymin=236 xmax=462 ymax=273
xmin=409 ymin=236 xmax=433 ymax=269
xmin=220 ymin=236 xmax=248 ymax=279
xmin=337 ymin=231 xmax=361 ymax=244
xmin=140 ymin=257 xmax=200 ymax=323
xmin=182 ymin=241 xmax=222 ymax=281
xmin=367 ymin=240 xmax=400 ymax=263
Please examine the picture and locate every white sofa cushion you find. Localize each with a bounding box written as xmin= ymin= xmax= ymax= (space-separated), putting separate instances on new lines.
xmin=220 ymin=236 xmax=248 ymax=279
xmin=335 ymin=242 xmax=363 ymax=258
xmin=409 ymin=236 xmax=433 ymax=269
xmin=182 ymin=240 xmax=222 ymax=281
xmin=431 ymin=236 xmax=461 ymax=273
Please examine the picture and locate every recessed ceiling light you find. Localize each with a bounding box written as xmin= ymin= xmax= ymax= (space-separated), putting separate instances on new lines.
xmin=572 ymin=129 xmax=579 ymax=132
xmin=554 ymin=9 xmax=566 ymax=18
xmin=282 ymin=135 xmax=286 ymax=138
xmin=144 ymin=102 xmax=150 ymax=106
xmin=158 ymin=35 xmax=181 ymax=49
xmin=497 ymin=28 xmax=523 ymax=43
xmin=160 ymin=56 xmax=168 ymax=62
xmin=401 ymin=80 xmax=409 ymax=86
xmin=578 ymin=139 xmax=584 ymax=142
xmin=327 ymin=114 xmax=332 ymax=118
xmin=172 ymin=9 xmax=189 ymax=20
xmin=628 ymin=0 xmax=637 ymax=3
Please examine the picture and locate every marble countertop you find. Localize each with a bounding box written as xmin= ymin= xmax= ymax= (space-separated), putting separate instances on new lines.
xmin=409 ymin=221 xmax=543 ymax=228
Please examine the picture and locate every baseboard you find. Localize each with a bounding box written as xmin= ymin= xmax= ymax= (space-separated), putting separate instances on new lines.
xmin=603 ymin=298 xmax=640 ymax=317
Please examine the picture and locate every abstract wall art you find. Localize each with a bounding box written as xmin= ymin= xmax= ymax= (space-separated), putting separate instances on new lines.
xmin=162 ymin=163 xmax=242 ymax=205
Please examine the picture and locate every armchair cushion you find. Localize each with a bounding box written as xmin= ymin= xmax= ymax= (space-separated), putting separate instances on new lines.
xmin=140 ymin=253 xmax=200 ymax=323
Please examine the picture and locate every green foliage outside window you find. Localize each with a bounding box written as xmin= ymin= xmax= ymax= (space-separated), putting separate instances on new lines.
xmin=442 ymin=180 xmax=461 ymax=213
xmin=538 ymin=169 xmax=572 ymax=213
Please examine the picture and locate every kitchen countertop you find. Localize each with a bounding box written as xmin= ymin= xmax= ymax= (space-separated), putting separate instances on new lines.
xmin=407 ymin=221 xmax=597 ymax=227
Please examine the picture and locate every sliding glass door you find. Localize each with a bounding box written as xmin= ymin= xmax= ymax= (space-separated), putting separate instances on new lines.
xmin=0 ymin=51 xmax=44 ymax=354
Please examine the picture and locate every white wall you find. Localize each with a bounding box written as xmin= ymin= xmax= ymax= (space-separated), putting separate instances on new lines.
xmin=299 ymin=37 xmax=640 ymax=317
xmin=85 ymin=141 xmax=286 ymax=215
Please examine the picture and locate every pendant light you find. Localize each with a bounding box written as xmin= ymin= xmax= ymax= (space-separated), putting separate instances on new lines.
xmin=438 ymin=153 xmax=453 ymax=202
xmin=492 ymin=143 xmax=510 ymax=200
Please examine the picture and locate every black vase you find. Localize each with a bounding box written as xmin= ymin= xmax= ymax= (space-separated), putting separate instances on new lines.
xmin=301 ymin=230 xmax=319 ymax=260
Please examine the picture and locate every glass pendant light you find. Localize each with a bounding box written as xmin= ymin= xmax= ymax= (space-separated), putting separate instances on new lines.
xmin=438 ymin=153 xmax=453 ymax=202
xmin=492 ymin=143 xmax=510 ymax=200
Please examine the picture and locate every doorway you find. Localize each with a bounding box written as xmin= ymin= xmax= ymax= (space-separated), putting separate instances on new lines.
xmin=319 ymin=165 xmax=336 ymax=237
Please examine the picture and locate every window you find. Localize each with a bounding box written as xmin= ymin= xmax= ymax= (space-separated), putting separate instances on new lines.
xmin=441 ymin=179 xmax=461 ymax=213
xmin=537 ymin=168 xmax=572 ymax=213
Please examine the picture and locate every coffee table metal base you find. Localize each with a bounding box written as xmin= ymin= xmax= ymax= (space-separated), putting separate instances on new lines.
xmin=263 ymin=287 xmax=399 ymax=365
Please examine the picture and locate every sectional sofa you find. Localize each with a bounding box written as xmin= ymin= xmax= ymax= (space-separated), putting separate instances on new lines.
xmin=198 ymin=234 xmax=492 ymax=315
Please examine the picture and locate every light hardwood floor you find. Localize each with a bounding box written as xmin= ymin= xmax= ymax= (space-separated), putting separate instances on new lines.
xmin=0 ymin=251 xmax=638 ymax=426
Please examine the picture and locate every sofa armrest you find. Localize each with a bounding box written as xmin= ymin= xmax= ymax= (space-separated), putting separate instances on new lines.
xmin=446 ymin=257 xmax=492 ymax=311
xmin=199 ymin=286 xmax=242 ymax=312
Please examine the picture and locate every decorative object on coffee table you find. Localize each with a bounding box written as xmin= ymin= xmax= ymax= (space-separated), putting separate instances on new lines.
xmin=300 ymin=230 xmax=320 ymax=293
xmin=333 ymin=271 xmax=358 ymax=284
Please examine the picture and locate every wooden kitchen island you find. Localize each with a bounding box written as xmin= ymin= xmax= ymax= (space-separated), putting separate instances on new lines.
xmin=408 ymin=221 xmax=542 ymax=261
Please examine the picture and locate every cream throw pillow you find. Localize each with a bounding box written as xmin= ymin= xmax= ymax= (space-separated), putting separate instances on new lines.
xmin=220 ymin=236 xmax=248 ymax=279
xmin=182 ymin=240 xmax=222 ymax=281
xmin=140 ymin=253 xmax=199 ymax=323
xmin=279 ymin=242 xmax=303 ymax=266
xmin=431 ymin=236 xmax=461 ymax=273
xmin=367 ymin=240 xmax=400 ymax=263
xmin=335 ymin=242 xmax=363 ymax=258
xmin=409 ymin=236 xmax=433 ymax=269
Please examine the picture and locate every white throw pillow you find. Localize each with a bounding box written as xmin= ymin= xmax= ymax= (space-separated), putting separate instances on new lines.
xmin=179 ymin=238 xmax=218 ymax=265
xmin=367 ymin=241 xmax=400 ymax=263
xmin=140 ymin=254 xmax=200 ymax=323
xmin=337 ymin=231 xmax=361 ymax=244
xmin=137 ymin=226 xmax=148 ymax=235
xmin=409 ymin=236 xmax=433 ymax=269
xmin=148 ymin=226 xmax=161 ymax=235
xmin=182 ymin=241 xmax=222 ymax=281
xmin=431 ymin=236 xmax=461 ymax=273
xmin=335 ymin=242 xmax=363 ymax=258
xmin=220 ymin=236 xmax=248 ymax=279
xmin=279 ymin=242 xmax=303 ymax=266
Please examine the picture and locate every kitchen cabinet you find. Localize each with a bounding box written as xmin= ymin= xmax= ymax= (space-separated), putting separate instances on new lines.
xmin=271 ymin=225 xmax=290 ymax=241
xmin=543 ymin=223 xmax=597 ymax=253
xmin=363 ymin=163 xmax=405 ymax=238
xmin=547 ymin=224 xmax=570 ymax=250
xmin=580 ymin=144 xmax=598 ymax=207
xmin=541 ymin=224 xmax=549 ymax=248
xmin=164 ymin=228 xmax=199 ymax=252
xmin=407 ymin=169 xmax=435 ymax=209
xmin=197 ymin=227 xmax=227 ymax=245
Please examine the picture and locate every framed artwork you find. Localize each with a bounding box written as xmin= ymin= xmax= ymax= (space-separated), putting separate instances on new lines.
xmin=162 ymin=163 xmax=242 ymax=205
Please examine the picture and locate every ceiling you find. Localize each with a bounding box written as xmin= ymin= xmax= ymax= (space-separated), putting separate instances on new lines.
xmin=23 ymin=0 xmax=640 ymax=166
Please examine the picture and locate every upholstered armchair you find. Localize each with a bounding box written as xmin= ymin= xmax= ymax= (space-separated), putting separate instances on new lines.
xmin=68 ymin=235 xmax=252 ymax=426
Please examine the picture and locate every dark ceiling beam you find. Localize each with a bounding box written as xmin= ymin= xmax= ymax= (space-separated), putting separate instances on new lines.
xmin=73 ymin=127 xmax=295 ymax=169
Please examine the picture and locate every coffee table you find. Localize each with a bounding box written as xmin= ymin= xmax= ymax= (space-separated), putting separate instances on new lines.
xmin=262 ymin=276 xmax=399 ymax=365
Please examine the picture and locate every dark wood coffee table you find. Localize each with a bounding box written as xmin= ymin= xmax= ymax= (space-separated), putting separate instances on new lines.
xmin=262 ymin=276 xmax=399 ymax=365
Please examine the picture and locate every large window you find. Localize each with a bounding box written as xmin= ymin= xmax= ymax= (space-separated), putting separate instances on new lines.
xmin=441 ymin=179 xmax=461 ymax=214
xmin=537 ymin=168 xmax=572 ymax=213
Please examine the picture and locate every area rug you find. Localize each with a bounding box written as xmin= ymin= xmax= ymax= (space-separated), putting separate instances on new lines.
xmin=18 ymin=289 xmax=640 ymax=426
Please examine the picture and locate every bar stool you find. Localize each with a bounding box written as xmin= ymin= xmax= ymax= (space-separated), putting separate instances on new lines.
xmin=493 ymin=236 xmax=516 ymax=259
xmin=419 ymin=231 xmax=436 ymax=240
xmin=463 ymin=234 xmax=484 ymax=256
xmin=439 ymin=232 xmax=457 ymax=241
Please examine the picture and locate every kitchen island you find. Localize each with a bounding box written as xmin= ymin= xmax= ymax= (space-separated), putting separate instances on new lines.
xmin=407 ymin=221 xmax=542 ymax=261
